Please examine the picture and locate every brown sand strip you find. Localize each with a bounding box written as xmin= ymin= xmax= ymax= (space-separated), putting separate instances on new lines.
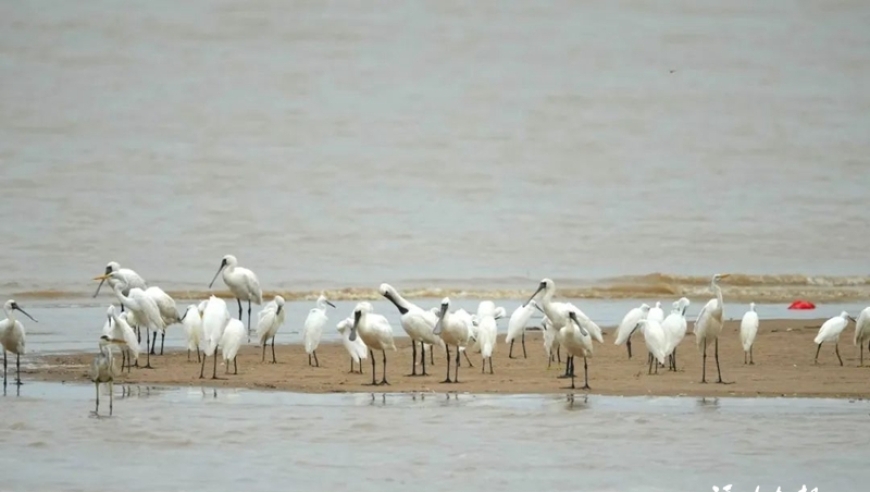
xmin=30 ymin=318 xmax=870 ymax=398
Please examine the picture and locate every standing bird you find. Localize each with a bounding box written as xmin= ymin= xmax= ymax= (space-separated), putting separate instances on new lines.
xmin=475 ymin=309 xmax=498 ymax=374
xmin=662 ymin=297 xmax=690 ymax=371
xmin=145 ymin=286 xmax=181 ymax=355
xmin=853 ymin=306 xmax=870 ymax=366
xmin=637 ymin=319 xmax=668 ymax=375
xmin=1 ymin=300 xmax=37 ymax=386
xmin=559 ymin=310 xmax=593 ymax=390
xmin=380 ymin=283 xmax=442 ymax=376
xmin=92 ymin=261 xmax=147 ymax=311
xmin=648 ymin=302 xmax=665 ymax=324
xmin=348 ymin=302 xmax=396 ymax=385
xmin=98 ymin=272 xmax=163 ymax=369
xmin=90 ymin=335 xmax=125 ymax=416
xmin=103 ymin=305 xmax=139 ymax=372
xmin=180 ymin=303 xmax=205 ymax=362
xmin=740 ymin=302 xmax=759 ymax=365
xmin=693 ymin=273 xmax=731 ymax=384
xmin=256 ymin=295 xmax=286 ymax=364
xmin=337 ymin=317 xmax=368 ymax=374
xmin=614 ymin=303 xmax=650 ymax=359
xmin=433 ymin=297 xmax=471 ymax=383
xmin=814 ymin=311 xmax=853 ymax=366
xmin=208 ymin=254 xmax=263 ymax=340
xmin=303 ymin=294 xmax=336 ymax=367
xmin=542 ymin=315 xmax=561 ymax=368
xmin=506 ymin=301 xmax=537 ymax=359
xmin=220 ymin=319 xmax=245 ymax=375
xmin=199 ymin=296 xmax=231 ymax=379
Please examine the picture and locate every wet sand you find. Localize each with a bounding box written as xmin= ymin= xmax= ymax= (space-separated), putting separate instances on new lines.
xmin=31 ymin=318 xmax=870 ymax=398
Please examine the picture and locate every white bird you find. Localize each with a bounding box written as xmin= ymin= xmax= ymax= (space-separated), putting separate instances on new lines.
xmin=199 ymin=295 xmax=231 ymax=379
xmin=303 ymin=294 xmax=336 ymax=367
xmin=648 ymin=301 xmax=664 ymax=324
xmin=180 ymin=303 xmax=205 ymax=362
xmin=348 ymin=301 xmax=396 ymax=385
xmin=475 ymin=308 xmax=498 ymax=374
xmin=693 ymin=273 xmax=731 ymax=383
xmin=814 ymin=311 xmax=853 ymax=366
xmin=380 ymin=283 xmax=443 ymax=376
xmin=453 ymin=308 xmax=476 ymax=367
xmin=337 ymin=317 xmax=368 ymax=374
xmin=662 ymin=297 xmax=690 ymax=371
xmin=854 ymin=306 xmax=870 ymax=366
xmin=559 ymin=310 xmax=593 ymax=390
xmin=208 ymin=254 xmax=263 ymax=340
xmin=613 ymin=303 xmax=651 ymax=359
xmin=103 ymin=305 xmax=139 ymax=372
xmin=256 ymin=295 xmax=286 ymax=364
xmin=93 ymin=261 xmax=147 ymax=305
xmin=1 ymin=299 xmax=37 ymax=387
xmin=637 ymin=319 xmax=668 ymax=375
xmin=99 ymin=272 xmax=163 ymax=369
xmin=90 ymin=335 xmax=125 ymax=416
xmin=145 ymin=285 xmax=181 ymax=355
xmin=220 ymin=319 xmax=245 ymax=375
xmin=505 ymin=301 xmax=537 ymax=359
xmin=542 ymin=315 xmax=561 ymax=368
xmin=740 ymin=302 xmax=759 ymax=365
xmin=433 ymin=297 xmax=472 ymax=383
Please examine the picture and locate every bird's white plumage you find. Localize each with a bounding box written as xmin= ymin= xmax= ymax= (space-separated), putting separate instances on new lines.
xmin=694 ymin=275 xmax=728 ymax=348
xmin=95 ymin=261 xmax=147 ymax=298
xmin=506 ymin=301 xmax=536 ymax=344
xmin=614 ymin=304 xmax=650 ymax=346
xmin=0 ymin=300 xmax=29 ymax=356
xmin=220 ymin=319 xmax=245 ymax=363
xmin=303 ymin=295 xmax=334 ymax=355
xmin=662 ymin=298 xmax=690 ymax=357
xmin=182 ymin=304 xmax=204 ymax=355
xmin=854 ymin=307 xmax=870 ymax=347
xmin=639 ymin=319 xmax=668 ymax=365
xmin=477 ymin=313 xmax=498 ymax=360
xmin=201 ymin=296 xmax=230 ymax=356
xmin=740 ymin=302 xmax=759 ymax=353
xmin=560 ymin=312 xmax=593 ymax=359
xmin=337 ymin=317 xmax=368 ymax=363
xmin=434 ymin=298 xmax=471 ymax=350
xmin=542 ymin=316 xmax=560 ymax=359
xmin=104 ymin=305 xmax=140 ymax=363
xmin=212 ymin=254 xmax=263 ymax=305
xmin=815 ymin=312 xmax=850 ymax=344
xmin=349 ymin=302 xmax=396 ymax=351
xmin=145 ymin=286 xmax=181 ymax=330
xmin=380 ymin=284 xmax=443 ymax=349
xmin=256 ymin=295 xmax=286 ymax=346
xmin=648 ymin=302 xmax=664 ymax=325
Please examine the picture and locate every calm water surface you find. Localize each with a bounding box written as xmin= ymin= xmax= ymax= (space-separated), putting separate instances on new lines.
xmin=1 ymin=383 xmax=867 ymax=492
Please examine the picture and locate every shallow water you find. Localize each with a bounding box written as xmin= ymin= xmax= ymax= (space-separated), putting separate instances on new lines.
xmin=1 ymin=0 xmax=870 ymax=302
xmin=1 ymin=382 xmax=866 ymax=492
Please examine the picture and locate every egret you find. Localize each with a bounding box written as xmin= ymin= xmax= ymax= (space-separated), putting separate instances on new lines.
xmin=453 ymin=308 xmax=476 ymax=368
xmin=303 ymin=294 xmax=336 ymax=367
xmin=559 ymin=310 xmax=592 ymax=390
xmin=220 ymin=319 xmax=245 ymax=375
xmin=208 ymin=254 xmax=263 ymax=339
xmin=103 ymin=305 xmax=139 ymax=372
xmin=814 ymin=311 xmax=853 ymax=366
xmin=662 ymin=297 xmax=690 ymax=371
xmin=740 ymin=302 xmax=759 ymax=365
xmin=854 ymin=307 xmax=870 ymax=366
xmin=200 ymin=295 xmax=231 ymax=379
xmin=1 ymin=299 xmax=37 ymax=386
xmin=433 ymin=297 xmax=472 ymax=383
xmin=90 ymin=335 xmax=125 ymax=416
xmin=614 ymin=303 xmax=650 ymax=359
xmin=505 ymin=301 xmax=537 ymax=359
xmin=380 ymin=283 xmax=443 ymax=376
xmin=475 ymin=309 xmax=498 ymax=374
xmin=180 ymin=303 xmax=204 ymax=362
xmin=648 ymin=302 xmax=664 ymax=324
xmin=256 ymin=295 xmax=286 ymax=364
xmin=348 ymin=301 xmax=396 ymax=385
xmin=98 ymin=272 xmax=163 ymax=369
xmin=693 ymin=273 xmax=731 ymax=384
xmin=636 ymin=319 xmax=668 ymax=375
xmin=145 ymin=286 xmax=181 ymax=355
xmin=92 ymin=261 xmax=147 ymax=310
xmin=542 ymin=315 xmax=561 ymax=368
xmin=337 ymin=316 xmax=368 ymax=373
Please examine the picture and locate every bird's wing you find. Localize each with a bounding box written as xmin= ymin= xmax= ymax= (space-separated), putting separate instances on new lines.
xmin=244 ymin=269 xmax=263 ymax=304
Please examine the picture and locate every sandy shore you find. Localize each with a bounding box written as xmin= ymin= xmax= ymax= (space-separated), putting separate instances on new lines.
xmin=30 ymin=318 xmax=869 ymax=398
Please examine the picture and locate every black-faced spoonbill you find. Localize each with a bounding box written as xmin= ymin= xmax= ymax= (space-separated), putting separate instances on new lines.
xmin=337 ymin=317 xmax=368 ymax=374
xmin=1 ymin=299 xmax=37 ymax=386
xmin=740 ymin=302 xmax=759 ymax=365
xmin=208 ymin=254 xmax=263 ymax=341
xmin=380 ymin=283 xmax=442 ymax=376
xmin=433 ymin=297 xmax=471 ymax=383
xmin=693 ymin=273 xmax=731 ymax=383
xmin=199 ymin=296 xmax=231 ymax=379
xmin=348 ymin=302 xmax=396 ymax=385
xmin=561 ymin=311 xmax=593 ymax=390
xmin=93 ymin=261 xmax=147 ymax=310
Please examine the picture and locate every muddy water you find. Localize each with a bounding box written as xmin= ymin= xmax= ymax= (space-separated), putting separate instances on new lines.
xmin=1 ymin=382 xmax=865 ymax=492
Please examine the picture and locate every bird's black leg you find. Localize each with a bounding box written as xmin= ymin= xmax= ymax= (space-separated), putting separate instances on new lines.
xmin=521 ymin=332 xmax=527 ymax=358
xmin=233 ymin=357 xmax=238 ymax=375
xmin=489 ymin=355 xmax=494 ymax=374
xmin=860 ymin=342 xmax=864 ymax=367
xmin=212 ymin=349 xmax=218 ymax=379
xmin=581 ymin=357 xmax=590 ymax=390
xmin=814 ymin=343 xmax=822 ymax=364
xmin=715 ymin=338 xmax=726 ymax=383
xmin=454 ymin=346 xmax=461 ymax=383
xmin=313 ymin=351 xmax=320 ymax=368
xmin=160 ymin=332 xmax=165 ymax=355
xmin=750 ymin=346 xmax=754 ymax=365
xmin=144 ymin=329 xmax=153 ymax=369
xmin=3 ymin=350 xmax=6 ymax=387
xmin=308 ymin=354 xmax=312 ymax=366
xmin=271 ymin=336 xmax=276 ymax=364
xmin=16 ymin=352 xmax=22 ymax=385
xmin=247 ymin=300 xmax=252 ymax=339
xmin=409 ymin=340 xmax=417 ymax=376
xmin=627 ymin=339 xmax=632 ymax=359
xmin=648 ymin=353 xmax=653 ymax=375
xmin=381 ymin=350 xmax=389 ymax=385
xmin=261 ymin=342 xmax=267 ymax=363
xmin=442 ymin=346 xmax=452 ymax=383
xmin=188 ymin=349 xmax=192 ymax=362
xmin=369 ymin=349 xmax=377 ymax=386
xmin=700 ymin=339 xmax=707 ymax=383
xmin=197 ymin=348 xmax=201 ymax=363
xmin=835 ymin=343 xmax=843 ymax=366
xmin=463 ymin=349 xmax=474 ymax=368
xmin=199 ymin=353 xmax=206 ymax=379
xmin=420 ymin=342 xmax=427 ymax=376
xmin=509 ymin=340 xmax=515 ymax=359
xmin=557 ymin=346 xmax=561 ymax=363
xmin=237 ymin=298 xmax=243 ymax=320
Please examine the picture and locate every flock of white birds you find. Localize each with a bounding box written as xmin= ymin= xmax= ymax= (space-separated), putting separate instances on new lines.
xmin=2 ymin=255 xmax=870 ymax=416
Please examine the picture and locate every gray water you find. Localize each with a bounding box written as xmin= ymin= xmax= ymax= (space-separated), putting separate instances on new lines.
xmin=1 ymin=382 xmax=866 ymax=492
xmin=1 ymin=0 xmax=870 ymax=301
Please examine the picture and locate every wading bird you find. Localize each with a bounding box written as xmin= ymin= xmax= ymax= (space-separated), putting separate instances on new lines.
xmin=1 ymin=299 xmax=37 ymax=386
xmin=693 ymin=274 xmax=731 ymax=383
xmin=220 ymin=318 xmax=245 ymax=375
xmin=92 ymin=261 xmax=147 ymax=310
xmin=200 ymin=296 xmax=231 ymax=379
xmin=103 ymin=305 xmax=139 ymax=372
xmin=303 ymin=294 xmax=335 ymax=367
xmin=337 ymin=317 xmax=368 ymax=373
xmin=433 ymin=297 xmax=471 ymax=383
xmin=348 ymin=302 xmax=395 ymax=385
xmin=180 ymin=303 xmax=205 ymax=362
xmin=560 ymin=310 xmax=592 ymax=390
xmin=814 ymin=311 xmax=853 ymax=366
xmin=853 ymin=307 xmax=870 ymax=366
xmin=208 ymin=254 xmax=262 ymax=340
xmin=740 ymin=302 xmax=759 ymax=365
xmin=614 ymin=303 xmax=650 ymax=359
xmin=256 ymin=295 xmax=286 ymax=364
xmin=662 ymin=297 xmax=690 ymax=371
xmin=506 ymin=301 xmax=537 ymax=359
xmin=98 ymin=272 xmax=163 ymax=369
xmin=90 ymin=335 xmax=126 ymax=416
xmin=380 ymin=283 xmax=442 ymax=376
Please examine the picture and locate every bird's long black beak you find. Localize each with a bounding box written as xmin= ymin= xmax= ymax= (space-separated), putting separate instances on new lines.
xmin=568 ymin=311 xmax=588 ymax=337
xmin=14 ymin=305 xmax=38 ymax=323
xmin=326 ymin=300 xmax=336 ymax=308
xmin=349 ymin=310 xmax=361 ymax=341
xmin=524 ymin=284 xmax=545 ymax=307
xmin=208 ymin=260 xmax=226 ymax=289
xmin=180 ymin=309 xmax=189 ymax=322
xmin=276 ymin=305 xmax=283 ymax=316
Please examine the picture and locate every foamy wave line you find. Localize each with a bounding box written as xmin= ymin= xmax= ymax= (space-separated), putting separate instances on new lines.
xmin=612 ymin=273 xmax=870 ymax=287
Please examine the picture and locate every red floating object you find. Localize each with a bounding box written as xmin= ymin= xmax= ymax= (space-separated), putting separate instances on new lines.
xmin=788 ymin=300 xmax=816 ymax=310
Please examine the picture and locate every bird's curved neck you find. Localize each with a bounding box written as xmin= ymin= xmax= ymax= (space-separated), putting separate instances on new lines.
xmin=384 ymin=290 xmax=411 ymax=315
xmin=712 ymin=282 xmax=723 ymax=308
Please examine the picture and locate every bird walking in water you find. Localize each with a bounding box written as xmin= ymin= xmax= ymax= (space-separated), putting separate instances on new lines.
xmin=256 ymin=295 xmax=286 ymax=364
xmin=1 ymin=299 xmax=37 ymax=387
xmin=814 ymin=311 xmax=853 ymax=366
xmin=97 ymin=272 xmax=163 ymax=369
xmin=303 ymin=294 xmax=336 ymax=367
xmin=740 ymin=302 xmax=759 ymax=365
xmin=91 ymin=335 xmax=125 ymax=416
xmin=208 ymin=254 xmax=263 ymax=341
xmin=694 ymin=274 xmax=731 ymax=384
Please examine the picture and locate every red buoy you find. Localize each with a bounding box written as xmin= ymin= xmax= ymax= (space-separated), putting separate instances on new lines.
xmin=788 ymin=300 xmax=815 ymax=310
